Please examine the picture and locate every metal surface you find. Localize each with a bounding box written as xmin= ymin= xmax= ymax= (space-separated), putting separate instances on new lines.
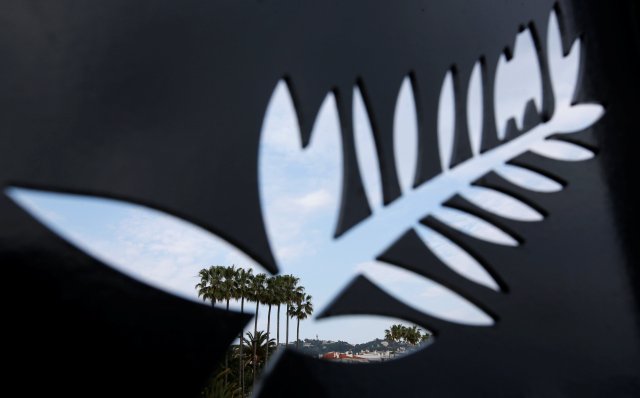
xmin=1 ymin=1 xmax=639 ymax=396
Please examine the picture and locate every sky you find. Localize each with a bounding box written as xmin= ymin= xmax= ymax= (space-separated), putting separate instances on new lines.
xmin=6 ymin=12 xmax=598 ymax=347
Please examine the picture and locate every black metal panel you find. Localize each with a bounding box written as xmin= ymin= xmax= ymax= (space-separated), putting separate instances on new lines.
xmin=0 ymin=0 xmax=639 ymax=396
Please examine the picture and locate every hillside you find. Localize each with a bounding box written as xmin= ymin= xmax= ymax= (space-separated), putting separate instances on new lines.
xmin=294 ymin=338 xmax=430 ymax=357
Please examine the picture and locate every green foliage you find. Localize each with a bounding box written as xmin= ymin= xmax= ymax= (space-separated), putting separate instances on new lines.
xmin=201 ymin=368 xmax=241 ymax=398
xmin=288 ymin=294 xmax=313 ymax=321
xmin=239 ymin=331 xmax=277 ymax=369
xmin=384 ymin=323 xmax=432 ymax=345
xmin=195 ymin=266 xmax=312 ymax=321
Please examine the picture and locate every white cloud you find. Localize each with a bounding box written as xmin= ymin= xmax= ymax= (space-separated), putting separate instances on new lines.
xmin=114 ymin=210 xmax=216 ymax=259
xmin=293 ymin=189 xmax=333 ymax=211
xmin=419 ymin=285 xmax=448 ymax=299
xmin=275 ymin=242 xmax=311 ymax=262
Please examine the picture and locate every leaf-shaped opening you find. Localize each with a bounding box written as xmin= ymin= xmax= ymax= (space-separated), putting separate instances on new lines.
xmin=552 ymin=103 xmax=604 ymax=134
xmin=259 ymin=81 xmax=343 ymax=267
xmin=415 ymin=224 xmax=499 ymax=291
xmin=357 ymin=261 xmax=494 ymax=326
xmin=393 ymin=76 xmax=419 ymax=193
xmin=547 ymin=9 xmax=581 ymax=106
xmin=467 ymin=61 xmax=483 ymax=156
xmin=529 ymin=139 xmax=595 ymax=161
xmin=353 ymin=84 xmax=383 ymax=211
xmin=495 ymin=163 xmax=564 ymax=192
xmin=6 ymin=187 xmax=270 ymax=306
xmin=432 ymin=206 xmax=519 ymax=246
xmin=494 ymin=28 xmax=543 ymax=139
xmin=303 ymin=315 xmax=434 ymax=362
xmin=460 ymin=185 xmax=544 ymax=222
xmin=437 ymin=70 xmax=455 ymax=171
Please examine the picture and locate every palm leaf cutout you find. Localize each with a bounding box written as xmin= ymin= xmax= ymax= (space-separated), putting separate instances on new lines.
xmin=494 ymin=163 xmax=563 ymax=193
xmin=438 ymin=70 xmax=456 ymax=171
xmin=394 ymin=76 xmax=419 ymax=193
xmin=467 ymin=61 xmax=483 ymax=156
xmin=494 ymin=28 xmax=544 ymax=139
xmin=459 ymin=185 xmax=543 ymax=222
xmin=431 ymin=206 xmax=519 ymax=246
xmin=6 ymin=186 xmax=270 ymax=306
xmin=9 ymin=4 xmax=605 ymax=360
xmin=260 ymin=6 xmax=604 ymax=335
xmin=414 ymin=224 xmax=499 ymax=291
xmin=529 ymin=138 xmax=595 ymax=161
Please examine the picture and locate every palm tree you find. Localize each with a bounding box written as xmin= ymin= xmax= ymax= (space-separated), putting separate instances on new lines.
xmin=264 ymin=276 xmax=278 ymax=364
xmin=198 ymin=266 xmax=235 ymax=388
xmin=281 ymin=275 xmax=302 ymax=347
xmin=221 ymin=265 xmax=238 ymax=311
xmin=404 ymin=325 xmax=421 ymax=345
xmin=248 ymin=273 xmax=267 ymax=387
xmin=196 ymin=268 xmax=211 ymax=302
xmin=234 ymin=268 xmax=253 ymax=396
xmin=196 ymin=266 xmax=224 ymax=306
xmin=242 ymin=330 xmax=276 ymax=367
xmin=240 ymin=331 xmax=276 ymax=372
xmin=220 ymin=266 xmax=238 ymax=387
xmin=272 ymin=275 xmax=286 ymax=348
xmin=384 ymin=324 xmax=404 ymax=343
xmin=383 ymin=324 xmax=428 ymax=345
xmin=289 ymin=294 xmax=313 ymax=349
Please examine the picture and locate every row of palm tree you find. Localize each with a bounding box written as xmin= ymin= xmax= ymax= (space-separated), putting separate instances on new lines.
xmin=384 ymin=324 xmax=431 ymax=345
xmin=196 ymin=265 xmax=314 ymax=395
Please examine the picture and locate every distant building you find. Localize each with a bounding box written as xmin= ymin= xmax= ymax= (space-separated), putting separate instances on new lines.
xmin=320 ymin=351 xmax=369 ymax=363
xmin=356 ymin=350 xmax=394 ymax=362
xmin=320 ymin=350 xmax=405 ymax=363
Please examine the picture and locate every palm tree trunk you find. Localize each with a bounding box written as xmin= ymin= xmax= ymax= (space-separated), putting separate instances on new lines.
xmin=265 ymin=305 xmax=272 ymax=364
xmin=225 ymin=299 xmax=230 ymax=387
xmin=276 ymin=304 xmax=281 ymax=348
xmin=253 ymin=300 xmax=260 ymax=388
xmin=239 ymin=296 xmax=245 ymax=397
xmin=296 ymin=318 xmax=300 ymax=349
xmin=285 ymin=304 xmax=290 ymax=347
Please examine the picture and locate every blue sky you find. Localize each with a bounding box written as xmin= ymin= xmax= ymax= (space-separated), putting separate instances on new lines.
xmin=7 ymin=11 xmax=598 ymax=346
